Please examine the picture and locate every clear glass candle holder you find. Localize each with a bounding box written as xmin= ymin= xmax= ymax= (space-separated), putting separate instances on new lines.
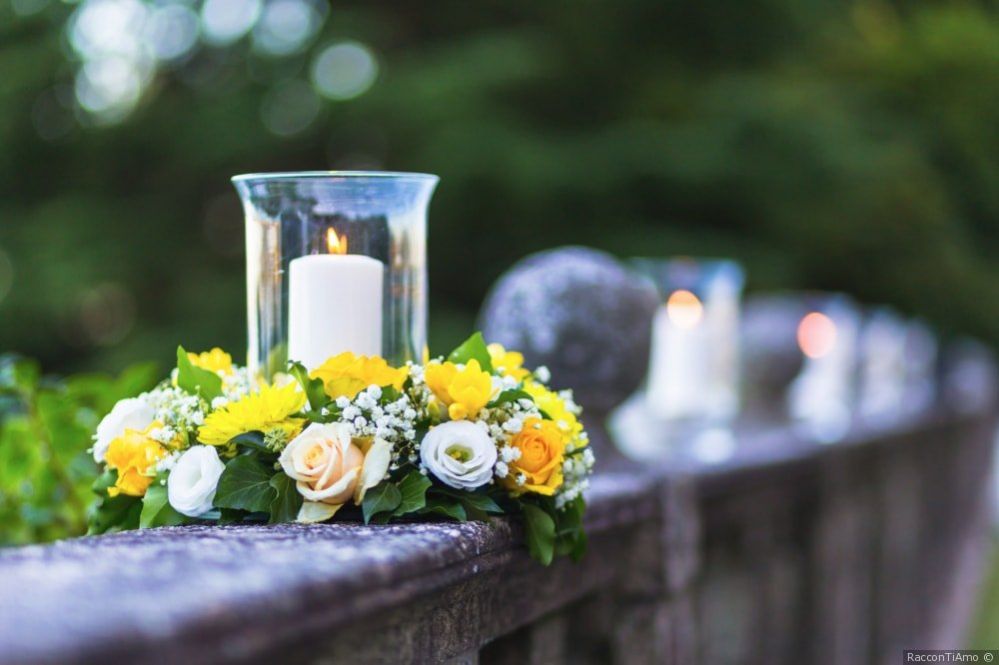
xmin=233 ymin=171 xmax=438 ymax=379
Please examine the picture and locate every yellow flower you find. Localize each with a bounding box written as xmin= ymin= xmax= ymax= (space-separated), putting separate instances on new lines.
xmin=502 ymin=417 xmax=566 ymax=496
xmin=198 ymin=382 xmax=306 ymax=446
xmin=523 ymin=381 xmax=585 ymax=446
xmin=487 ymin=343 xmax=529 ymax=380
xmin=425 ymin=359 xmax=493 ymax=420
xmin=310 ymin=352 xmax=407 ymax=399
xmin=187 ymin=347 xmax=234 ymax=375
xmin=105 ymin=423 xmax=166 ymax=497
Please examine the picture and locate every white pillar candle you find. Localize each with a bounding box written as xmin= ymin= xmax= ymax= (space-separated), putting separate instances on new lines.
xmin=287 ymin=230 xmax=384 ymax=369
xmin=646 ymin=290 xmax=707 ymax=419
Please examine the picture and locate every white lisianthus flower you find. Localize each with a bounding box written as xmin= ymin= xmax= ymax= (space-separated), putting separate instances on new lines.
xmin=279 ymin=423 xmax=392 ymax=523
xmin=419 ymin=420 xmax=498 ymax=490
xmin=167 ymin=446 xmax=225 ymax=517
xmin=93 ymin=397 xmax=156 ymax=463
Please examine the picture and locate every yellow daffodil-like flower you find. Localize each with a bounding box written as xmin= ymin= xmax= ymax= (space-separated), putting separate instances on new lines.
xmin=198 ymin=382 xmax=306 ymax=446
xmin=425 ymin=359 xmax=494 ymax=421
xmin=310 ymin=352 xmax=408 ymax=399
xmin=502 ymin=417 xmax=566 ymax=496
xmin=487 ymin=343 xmax=529 ymax=380
xmin=105 ymin=422 xmax=167 ymax=497
xmin=187 ymin=347 xmax=234 ymax=375
xmin=523 ymin=381 xmax=585 ymax=446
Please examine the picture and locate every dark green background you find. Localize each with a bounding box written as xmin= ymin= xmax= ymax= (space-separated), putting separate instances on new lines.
xmin=1 ymin=0 xmax=997 ymax=373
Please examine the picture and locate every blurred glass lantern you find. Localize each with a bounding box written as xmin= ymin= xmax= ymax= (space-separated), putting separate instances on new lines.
xmin=787 ymin=293 xmax=861 ymax=441
xmin=858 ymin=308 xmax=908 ymax=419
xmin=233 ymin=171 xmax=438 ymax=379
xmin=633 ymin=258 xmax=745 ymax=425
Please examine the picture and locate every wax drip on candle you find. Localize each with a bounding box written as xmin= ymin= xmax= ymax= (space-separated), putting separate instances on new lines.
xmin=327 ymin=228 xmax=348 ymax=255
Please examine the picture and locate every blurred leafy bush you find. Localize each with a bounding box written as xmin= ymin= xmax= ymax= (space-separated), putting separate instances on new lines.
xmin=0 ymin=355 xmax=157 ymax=545
xmin=0 ymin=0 xmax=996 ymax=370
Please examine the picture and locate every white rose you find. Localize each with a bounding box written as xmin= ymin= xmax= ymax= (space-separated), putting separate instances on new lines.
xmin=167 ymin=446 xmax=225 ymax=517
xmin=93 ymin=397 xmax=156 ymax=463
xmin=420 ymin=421 xmax=498 ymax=490
xmin=279 ymin=423 xmax=392 ymax=523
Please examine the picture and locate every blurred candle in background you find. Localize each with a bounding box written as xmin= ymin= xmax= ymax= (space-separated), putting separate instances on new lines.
xmin=788 ymin=294 xmax=859 ymax=441
xmin=859 ymin=308 xmax=908 ymax=419
xmin=639 ymin=258 xmax=745 ymax=424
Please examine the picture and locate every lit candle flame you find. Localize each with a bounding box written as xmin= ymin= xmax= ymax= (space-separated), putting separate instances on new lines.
xmin=326 ymin=228 xmax=347 ymax=255
xmin=798 ymin=312 xmax=837 ymax=359
xmin=666 ymin=289 xmax=703 ymax=329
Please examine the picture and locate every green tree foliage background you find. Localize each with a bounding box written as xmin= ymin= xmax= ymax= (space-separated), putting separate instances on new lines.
xmin=0 ymin=0 xmax=998 ymax=542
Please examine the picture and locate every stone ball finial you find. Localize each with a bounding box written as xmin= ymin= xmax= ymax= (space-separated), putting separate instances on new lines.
xmin=478 ymin=246 xmax=659 ymax=414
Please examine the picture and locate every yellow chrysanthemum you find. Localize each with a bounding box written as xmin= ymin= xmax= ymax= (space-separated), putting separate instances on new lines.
xmin=425 ymin=359 xmax=493 ymax=421
xmin=105 ymin=422 xmax=166 ymax=497
xmin=523 ymin=381 xmax=585 ymax=446
xmin=487 ymin=343 xmax=529 ymax=380
xmin=187 ymin=347 xmax=234 ymax=375
xmin=198 ymin=382 xmax=306 ymax=445
xmin=310 ymin=352 xmax=408 ymax=399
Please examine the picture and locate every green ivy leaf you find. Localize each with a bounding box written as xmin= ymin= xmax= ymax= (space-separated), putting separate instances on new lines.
xmin=175 ymin=346 xmax=223 ymax=401
xmin=139 ymin=483 xmax=186 ymax=528
xmin=218 ymin=508 xmax=250 ymax=524
xmin=214 ymin=455 xmax=276 ymax=514
xmin=522 ymin=503 xmax=556 ymax=566
xmin=432 ymin=487 xmax=505 ymax=521
xmin=361 ymin=482 xmax=402 ymax=524
xmin=447 ymin=332 xmax=493 ymax=372
xmin=268 ymin=472 xmax=302 ymax=524
xmin=230 ymin=431 xmax=270 ymax=453
xmin=88 ymin=494 xmax=142 ymax=535
xmin=488 ymin=389 xmax=532 ymax=408
xmin=393 ymin=471 xmax=432 ymax=516
xmin=419 ymin=496 xmax=467 ymax=521
xmin=288 ymin=361 xmax=329 ymax=412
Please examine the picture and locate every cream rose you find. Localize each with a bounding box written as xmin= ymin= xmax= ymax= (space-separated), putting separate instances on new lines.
xmin=420 ymin=420 xmax=497 ymax=490
xmin=279 ymin=423 xmax=392 ymax=523
xmin=167 ymin=446 xmax=225 ymax=517
xmin=93 ymin=397 xmax=156 ymax=463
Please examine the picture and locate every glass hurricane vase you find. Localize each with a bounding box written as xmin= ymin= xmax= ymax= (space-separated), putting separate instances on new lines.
xmin=233 ymin=171 xmax=438 ymax=379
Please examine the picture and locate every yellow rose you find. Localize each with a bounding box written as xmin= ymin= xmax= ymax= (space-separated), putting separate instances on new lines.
xmin=487 ymin=343 xmax=529 ymax=380
xmin=187 ymin=347 xmax=234 ymax=375
xmin=502 ymin=417 xmax=566 ymax=496
xmin=104 ymin=422 xmax=167 ymax=497
xmin=424 ymin=359 xmax=493 ymax=420
xmin=311 ymin=352 xmax=407 ymax=399
xmin=523 ymin=381 xmax=585 ymax=446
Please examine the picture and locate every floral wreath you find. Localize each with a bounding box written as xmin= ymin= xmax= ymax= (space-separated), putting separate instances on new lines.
xmin=89 ymin=333 xmax=594 ymax=564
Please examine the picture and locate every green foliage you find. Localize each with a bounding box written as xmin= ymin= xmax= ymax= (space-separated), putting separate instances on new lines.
xmin=214 ymin=455 xmax=276 ymax=513
xmin=0 ymin=356 xmax=158 ymax=545
xmin=288 ymin=361 xmax=329 ymax=413
xmin=361 ymin=481 xmax=402 ymax=524
xmin=393 ymin=471 xmax=432 ymax=517
xmin=267 ymin=472 xmax=302 ymax=524
xmin=139 ymin=482 xmax=186 ymax=528
xmin=175 ymin=346 xmax=222 ymax=401
xmin=447 ymin=333 xmax=493 ymax=372
xmin=521 ymin=503 xmax=556 ymax=566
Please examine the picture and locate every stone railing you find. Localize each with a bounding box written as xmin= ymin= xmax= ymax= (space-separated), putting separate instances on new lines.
xmin=0 ymin=404 xmax=995 ymax=665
